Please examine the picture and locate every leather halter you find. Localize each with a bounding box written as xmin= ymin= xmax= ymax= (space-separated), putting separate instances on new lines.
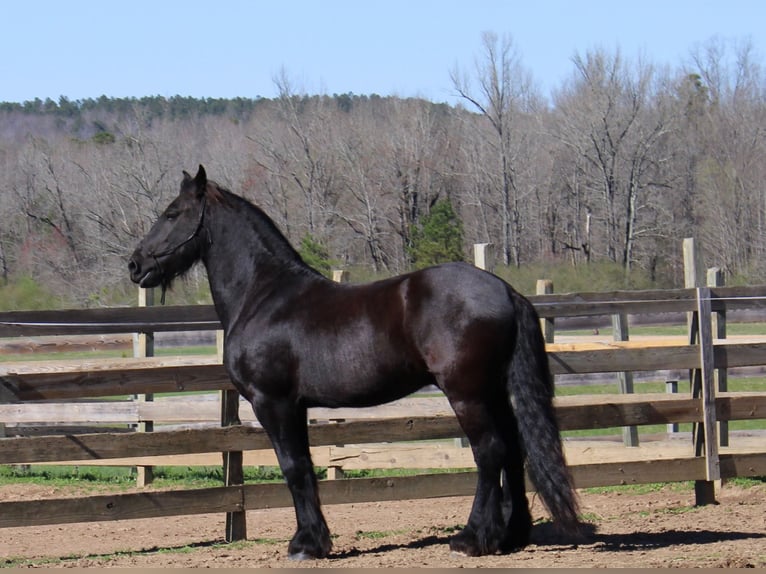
xmin=149 ymin=196 xmax=208 ymax=304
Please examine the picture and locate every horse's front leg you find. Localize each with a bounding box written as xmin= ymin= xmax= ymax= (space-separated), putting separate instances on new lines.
xmin=252 ymin=395 xmax=331 ymax=559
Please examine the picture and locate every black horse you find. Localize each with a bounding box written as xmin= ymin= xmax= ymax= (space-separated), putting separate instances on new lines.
xmin=128 ymin=165 xmax=582 ymax=559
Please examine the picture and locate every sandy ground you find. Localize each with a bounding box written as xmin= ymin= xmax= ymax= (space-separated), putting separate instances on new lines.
xmin=1 ymin=480 xmax=764 ymax=568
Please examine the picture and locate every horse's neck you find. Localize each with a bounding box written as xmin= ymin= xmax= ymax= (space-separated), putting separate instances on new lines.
xmin=202 ymin=202 xmax=314 ymax=330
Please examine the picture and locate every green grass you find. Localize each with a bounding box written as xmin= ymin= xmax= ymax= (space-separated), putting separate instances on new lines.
xmin=582 ymin=476 xmax=765 ymax=496
xmin=355 ymin=529 xmax=408 ymax=540
xmin=562 ymin=322 xmax=766 ymax=338
xmin=0 ymin=464 xmax=292 ymax=489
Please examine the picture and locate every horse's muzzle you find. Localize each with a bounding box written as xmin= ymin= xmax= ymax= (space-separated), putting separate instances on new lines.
xmin=128 ymin=254 xmax=153 ymax=286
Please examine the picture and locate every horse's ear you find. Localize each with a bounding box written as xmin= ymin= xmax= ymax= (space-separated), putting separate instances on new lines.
xmin=182 ymin=170 xmax=193 ymax=182
xmin=193 ymin=165 xmax=207 ymax=198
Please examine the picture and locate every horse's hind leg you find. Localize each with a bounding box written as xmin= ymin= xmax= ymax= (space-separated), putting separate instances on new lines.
xmin=251 ymin=395 xmax=331 ymax=559
xmin=445 ymin=390 xmax=512 ymax=556
xmin=499 ymin=407 xmax=533 ymax=549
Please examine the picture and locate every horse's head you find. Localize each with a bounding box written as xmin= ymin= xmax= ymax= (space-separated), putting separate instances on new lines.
xmin=128 ymin=165 xmax=210 ymax=294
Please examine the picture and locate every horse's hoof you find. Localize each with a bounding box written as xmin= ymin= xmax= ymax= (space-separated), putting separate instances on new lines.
xmin=287 ymin=528 xmax=332 ymax=560
xmin=505 ymin=513 xmax=532 ymax=550
xmin=449 ymin=528 xmax=484 ymax=557
xmin=288 ymin=551 xmax=316 ymax=561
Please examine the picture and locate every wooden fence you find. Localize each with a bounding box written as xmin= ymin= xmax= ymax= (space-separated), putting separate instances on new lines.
xmin=1 ymin=283 xmax=765 ymax=541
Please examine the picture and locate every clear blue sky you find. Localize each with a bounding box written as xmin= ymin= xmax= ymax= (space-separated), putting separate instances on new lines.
xmin=1 ymin=0 xmax=763 ymax=105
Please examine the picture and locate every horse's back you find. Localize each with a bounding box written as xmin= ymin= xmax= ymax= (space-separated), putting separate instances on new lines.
xmin=403 ymin=262 xmax=518 ymax=325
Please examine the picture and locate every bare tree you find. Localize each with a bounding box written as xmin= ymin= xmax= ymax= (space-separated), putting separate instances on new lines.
xmin=451 ymin=31 xmax=539 ymax=266
xmin=687 ymin=38 xmax=766 ymax=277
xmin=551 ymin=48 xmax=675 ymax=272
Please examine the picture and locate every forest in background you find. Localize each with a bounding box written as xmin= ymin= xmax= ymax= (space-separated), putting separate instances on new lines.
xmin=1 ymin=34 xmax=765 ymax=308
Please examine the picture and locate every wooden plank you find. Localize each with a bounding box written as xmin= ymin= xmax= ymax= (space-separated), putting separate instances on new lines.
xmin=716 ymin=392 xmax=766 ymax=421
xmin=547 ymin=344 xmax=700 ymax=374
xmin=0 ymin=425 xmax=271 ymax=464
xmin=709 ymin=284 xmax=766 ymax=312
xmin=39 ymin=435 xmax=766 ymax=470
xmin=0 ymin=401 xmax=139 ymax=423
xmin=305 ymin=472 xmax=478 ymax=507
xmin=0 ymin=335 xmax=132 ymax=356
xmin=555 ymin=394 xmax=703 ymax=430
xmin=3 ymin=342 xmax=766 ymax=401
xmin=0 ymin=355 xmax=220 ymax=376
xmin=719 ymin=451 xmax=766 ymax=478
xmin=712 ymin=342 xmax=766 ymax=368
xmin=327 ymin=444 xmax=476 ymax=470
xmin=3 ymin=393 xmax=763 ymax=465
xmin=530 ymin=288 xmax=698 ymax=318
xmin=0 ymin=305 xmax=220 ymax=337
xmin=571 ymin=453 xmax=762 ymax=488
xmin=0 ymin=485 xmax=244 ymax=528
xmin=0 ymin=415 xmax=464 ymax=464
xmin=1 ymin=360 xmax=230 ymax=401
xmin=4 ymin=391 xmax=762 ymax=427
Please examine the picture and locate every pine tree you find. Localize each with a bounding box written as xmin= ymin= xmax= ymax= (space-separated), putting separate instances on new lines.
xmin=409 ymin=200 xmax=465 ymax=269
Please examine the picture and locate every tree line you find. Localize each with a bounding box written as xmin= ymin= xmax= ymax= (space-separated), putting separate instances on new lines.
xmin=1 ymin=34 xmax=764 ymax=308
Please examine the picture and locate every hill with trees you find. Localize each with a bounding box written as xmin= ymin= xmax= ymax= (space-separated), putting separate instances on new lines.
xmin=1 ymin=36 xmax=765 ymax=308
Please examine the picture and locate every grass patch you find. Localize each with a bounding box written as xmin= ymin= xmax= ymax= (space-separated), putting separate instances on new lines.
xmin=355 ymin=529 xmax=407 ymax=540
xmin=583 ymin=481 xmax=695 ymax=495
xmin=0 ymin=464 xmax=289 ymax=490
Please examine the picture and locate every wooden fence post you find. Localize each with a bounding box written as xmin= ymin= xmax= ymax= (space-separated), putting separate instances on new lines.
xmin=536 ymin=280 xmax=555 ymax=344
xmin=473 ymin=243 xmax=495 ymax=274
xmin=665 ymin=381 xmax=679 ymax=434
xmin=707 ymin=267 xmax=728 ymax=447
xmin=694 ymin=287 xmax=720 ymax=505
xmin=133 ymin=287 xmax=155 ymax=487
xmin=332 ymin=269 xmax=349 ymax=283
xmin=219 ymin=329 xmax=247 ymax=542
xmin=613 ymin=313 xmax=639 ymax=447
xmin=683 ymin=237 xmax=715 ymax=506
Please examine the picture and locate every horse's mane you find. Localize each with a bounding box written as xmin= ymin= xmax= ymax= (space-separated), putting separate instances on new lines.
xmin=206 ymin=180 xmax=321 ymax=277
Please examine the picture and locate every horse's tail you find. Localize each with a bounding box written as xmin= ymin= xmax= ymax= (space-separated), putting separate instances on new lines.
xmin=507 ymin=289 xmax=582 ymax=534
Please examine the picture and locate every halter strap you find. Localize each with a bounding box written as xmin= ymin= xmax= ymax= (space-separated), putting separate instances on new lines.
xmin=149 ymin=196 xmax=209 ymax=304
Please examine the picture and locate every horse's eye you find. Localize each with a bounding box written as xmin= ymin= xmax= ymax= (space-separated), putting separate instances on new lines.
xmin=165 ymin=212 xmax=178 ymax=221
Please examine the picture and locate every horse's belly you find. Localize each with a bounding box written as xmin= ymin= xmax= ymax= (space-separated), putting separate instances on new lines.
xmin=299 ymin=365 xmax=431 ymax=408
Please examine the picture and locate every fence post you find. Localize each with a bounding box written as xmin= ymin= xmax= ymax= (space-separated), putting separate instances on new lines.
xmin=665 ymin=381 xmax=679 ymax=434
xmin=694 ymin=287 xmax=720 ymax=505
xmin=219 ymin=329 xmax=247 ymax=542
xmin=684 ymin=238 xmax=712 ymax=503
xmin=707 ymin=267 xmax=728 ymax=447
xmin=613 ymin=313 xmax=638 ymax=447
xmin=332 ymin=269 xmax=349 ymax=283
xmin=473 ymin=243 xmax=495 ymax=274
xmin=536 ymin=280 xmax=555 ymax=344
xmin=133 ymin=287 xmax=155 ymax=487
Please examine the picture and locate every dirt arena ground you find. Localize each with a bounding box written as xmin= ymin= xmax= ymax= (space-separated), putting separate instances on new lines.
xmin=1 ymin=480 xmax=764 ymax=568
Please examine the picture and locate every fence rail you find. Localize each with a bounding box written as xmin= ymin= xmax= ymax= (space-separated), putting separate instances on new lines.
xmin=1 ymin=282 xmax=765 ymax=537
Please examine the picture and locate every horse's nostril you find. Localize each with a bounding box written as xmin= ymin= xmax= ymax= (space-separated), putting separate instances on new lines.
xmin=128 ymin=258 xmax=139 ymax=275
